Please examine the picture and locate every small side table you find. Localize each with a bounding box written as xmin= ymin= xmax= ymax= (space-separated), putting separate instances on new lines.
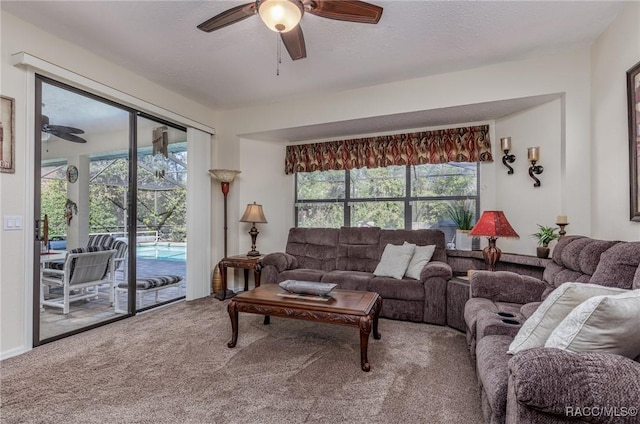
xmin=447 ymin=276 xmax=471 ymax=332
xmin=217 ymin=254 xmax=264 ymax=301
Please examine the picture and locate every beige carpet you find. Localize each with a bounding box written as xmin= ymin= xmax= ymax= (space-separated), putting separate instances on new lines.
xmin=1 ymin=296 xmax=483 ymax=424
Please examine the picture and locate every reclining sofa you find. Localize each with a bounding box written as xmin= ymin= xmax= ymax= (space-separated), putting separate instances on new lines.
xmin=463 ymin=236 xmax=640 ymax=423
xmin=261 ymin=227 xmax=452 ymax=324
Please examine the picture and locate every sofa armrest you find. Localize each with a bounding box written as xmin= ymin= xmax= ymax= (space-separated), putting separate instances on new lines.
xmin=420 ymin=261 xmax=452 ymax=281
xmin=470 ymin=271 xmax=547 ymax=304
xmin=508 ymin=347 xmax=640 ymax=422
xmin=261 ymin=252 xmax=298 ymax=272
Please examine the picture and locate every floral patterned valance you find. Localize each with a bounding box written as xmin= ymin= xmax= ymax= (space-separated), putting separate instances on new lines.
xmin=285 ymin=125 xmax=493 ymax=174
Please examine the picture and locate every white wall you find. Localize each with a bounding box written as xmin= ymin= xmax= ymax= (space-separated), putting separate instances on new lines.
xmin=493 ymin=99 xmax=563 ymax=254
xmin=591 ymin=1 xmax=640 ymax=241
xmin=0 ymin=11 xmax=216 ymax=358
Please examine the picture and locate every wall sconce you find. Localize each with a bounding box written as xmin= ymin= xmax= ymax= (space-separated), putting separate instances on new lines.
xmin=527 ymin=147 xmax=543 ymax=187
xmin=500 ymin=137 xmax=516 ymax=174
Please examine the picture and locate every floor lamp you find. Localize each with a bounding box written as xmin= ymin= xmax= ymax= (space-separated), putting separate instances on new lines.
xmin=209 ymin=169 xmax=240 ymax=299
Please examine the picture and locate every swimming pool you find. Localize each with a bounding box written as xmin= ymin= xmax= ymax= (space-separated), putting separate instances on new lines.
xmin=136 ymin=243 xmax=187 ymax=261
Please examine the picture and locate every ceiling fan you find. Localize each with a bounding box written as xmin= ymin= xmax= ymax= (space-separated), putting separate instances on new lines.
xmin=42 ymin=115 xmax=87 ymax=143
xmin=197 ymin=0 xmax=383 ymax=61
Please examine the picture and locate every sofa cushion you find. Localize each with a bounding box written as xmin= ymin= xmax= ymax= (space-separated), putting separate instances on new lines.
xmin=545 ymin=290 xmax=640 ymax=359
xmin=336 ymin=227 xmax=381 ymax=272
xmin=589 ymin=241 xmax=640 ymax=289
xmin=285 ymin=228 xmax=338 ymax=272
xmin=374 ymin=243 xmax=415 ymax=279
xmin=280 ymin=268 xmax=326 ymax=282
xmin=508 ymin=282 xmax=626 ymax=354
xmin=543 ymin=236 xmax=619 ymax=291
xmin=635 ymin=265 xmax=640 ymax=290
xmin=404 ymin=244 xmax=436 ymax=280
xmin=321 ymin=270 xmax=372 ymax=291
xmin=368 ymin=276 xmax=425 ymax=301
xmin=379 ymin=229 xmax=447 ymax=263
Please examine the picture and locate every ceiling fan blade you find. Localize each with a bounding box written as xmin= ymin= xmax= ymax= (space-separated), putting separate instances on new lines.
xmin=306 ymin=1 xmax=383 ymax=24
xmin=47 ymin=124 xmax=85 ymax=135
xmin=197 ymin=2 xmax=257 ymax=32
xmin=280 ymin=25 xmax=307 ymax=61
xmin=54 ymin=132 xmax=87 ymax=144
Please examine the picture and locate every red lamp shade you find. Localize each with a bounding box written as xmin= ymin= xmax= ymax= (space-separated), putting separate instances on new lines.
xmin=468 ymin=211 xmax=519 ymax=238
xmin=468 ymin=211 xmax=519 ymax=271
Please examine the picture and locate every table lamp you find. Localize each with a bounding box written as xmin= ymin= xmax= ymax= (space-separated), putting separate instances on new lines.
xmin=240 ymin=202 xmax=268 ymax=256
xmin=468 ymin=211 xmax=519 ymax=271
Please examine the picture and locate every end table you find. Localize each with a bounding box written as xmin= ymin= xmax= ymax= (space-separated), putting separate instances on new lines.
xmin=216 ymin=254 xmax=264 ymax=300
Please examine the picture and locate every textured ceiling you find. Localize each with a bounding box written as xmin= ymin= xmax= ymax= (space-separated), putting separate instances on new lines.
xmin=2 ymin=1 xmax=626 ymax=112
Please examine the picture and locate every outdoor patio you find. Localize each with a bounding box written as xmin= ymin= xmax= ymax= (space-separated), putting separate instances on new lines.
xmin=40 ymin=257 xmax=187 ymax=340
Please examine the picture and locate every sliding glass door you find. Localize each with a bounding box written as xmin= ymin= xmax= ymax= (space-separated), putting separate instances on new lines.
xmin=34 ymin=76 xmax=188 ymax=345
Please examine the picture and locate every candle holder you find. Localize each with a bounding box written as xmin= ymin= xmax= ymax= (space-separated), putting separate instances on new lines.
xmin=500 ymin=137 xmax=516 ymax=174
xmin=556 ymin=222 xmax=569 ymax=237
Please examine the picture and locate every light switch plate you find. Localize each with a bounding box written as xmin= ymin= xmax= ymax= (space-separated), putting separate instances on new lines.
xmin=3 ymin=215 xmax=23 ymax=230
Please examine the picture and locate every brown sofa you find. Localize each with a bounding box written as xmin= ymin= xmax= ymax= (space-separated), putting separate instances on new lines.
xmin=464 ymin=236 xmax=640 ymax=424
xmin=261 ymin=227 xmax=452 ymax=324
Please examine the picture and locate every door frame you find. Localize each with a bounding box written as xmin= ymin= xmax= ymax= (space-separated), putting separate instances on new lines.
xmin=15 ymin=53 xmax=214 ymax=352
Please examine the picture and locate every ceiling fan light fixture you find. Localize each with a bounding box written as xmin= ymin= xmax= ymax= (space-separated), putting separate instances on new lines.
xmin=258 ymin=0 xmax=302 ymax=33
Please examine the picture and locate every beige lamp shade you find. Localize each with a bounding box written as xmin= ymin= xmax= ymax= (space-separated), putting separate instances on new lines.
xmin=240 ymin=202 xmax=268 ymax=224
xmin=208 ymin=169 xmax=241 ymax=183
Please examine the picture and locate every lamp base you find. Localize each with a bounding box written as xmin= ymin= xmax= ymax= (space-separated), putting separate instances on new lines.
xmin=246 ymin=250 xmax=261 ymax=257
xmin=483 ymin=237 xmax=502 ymax=272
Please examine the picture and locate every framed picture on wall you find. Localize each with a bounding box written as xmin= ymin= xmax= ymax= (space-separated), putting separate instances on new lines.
xmin=0 ymin=95 xmax=15 ymax=174
xmin=628 ymin=60 xmax=640 ymax=222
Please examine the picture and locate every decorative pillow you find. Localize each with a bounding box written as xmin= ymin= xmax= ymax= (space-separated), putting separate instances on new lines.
xmin=507 ymin=282 xmax=626 ymax=354
xmin=545 ymin=290 xmax=640 ymax=359
xmin=404 ymin=244 xmax=436 ymax=280
xmin=374 ymin=243 xmax=416 ymax=280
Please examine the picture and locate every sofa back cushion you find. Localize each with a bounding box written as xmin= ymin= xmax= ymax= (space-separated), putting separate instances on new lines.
xmin=543 ymin=236 xmax=620 ymax=291
xmin=285 ymin=228 xmax=338 ymax=272
xmin=589 ymin=241 xmax=640 ymax=289
xmin=379 ymin=229 xmax=447 ymax=263
xmin=336 ymin=227 xmax=381 ymax=272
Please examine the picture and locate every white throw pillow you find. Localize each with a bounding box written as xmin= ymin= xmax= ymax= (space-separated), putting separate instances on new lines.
xmin=374 ymin=243 xmax=416 ymax=280
xmin=507 ymin=282 xmax=626 ymax=354
xmin=404 ymin=244 xmax=436 ymax=280
xmin=545 ymin=290 xmax=640 ymax=359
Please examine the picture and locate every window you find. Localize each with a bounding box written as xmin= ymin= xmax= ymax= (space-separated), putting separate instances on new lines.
xmin=295 ymin=162 xmax=479 ymax=243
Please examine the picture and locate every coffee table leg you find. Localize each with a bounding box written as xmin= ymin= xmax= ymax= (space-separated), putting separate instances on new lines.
xmin=359 ymin=316 xmax=372 ymax=372
xmin=227 ymin=300 xmax=238 ymax=348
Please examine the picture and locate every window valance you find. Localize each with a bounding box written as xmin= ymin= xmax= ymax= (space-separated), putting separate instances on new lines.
xmin=285 ymin=125 xmax=492 ymax=174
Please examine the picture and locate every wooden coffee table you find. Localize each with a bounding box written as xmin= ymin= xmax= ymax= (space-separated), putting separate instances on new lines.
xmin=227 ymin=284 xmax=382 ymax=371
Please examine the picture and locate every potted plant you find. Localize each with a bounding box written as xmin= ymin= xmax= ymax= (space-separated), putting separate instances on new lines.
xmin=530 ymin=224 xmax=560 ymax=258
xmin=445 ymin=201 xmax=475 ymax=250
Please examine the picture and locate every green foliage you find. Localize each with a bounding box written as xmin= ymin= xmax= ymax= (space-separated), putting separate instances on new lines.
xmin=531 ymin=225 xmax=559 ymax=247
xmin=41 ymin=179 xmax=67 ymax=236
xmin=296 ymin=163 xmax=478 ymax=229
xmin=444 ymin=201 xmax=475 ymax=230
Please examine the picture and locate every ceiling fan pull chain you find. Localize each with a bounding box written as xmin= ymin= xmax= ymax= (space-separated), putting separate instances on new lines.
xmin=276 ymin=31 xmax=281 ymax=76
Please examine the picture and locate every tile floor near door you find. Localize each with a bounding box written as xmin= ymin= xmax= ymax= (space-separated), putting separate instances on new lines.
xmin=40 ymin=258 xmax=186 ymax=340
